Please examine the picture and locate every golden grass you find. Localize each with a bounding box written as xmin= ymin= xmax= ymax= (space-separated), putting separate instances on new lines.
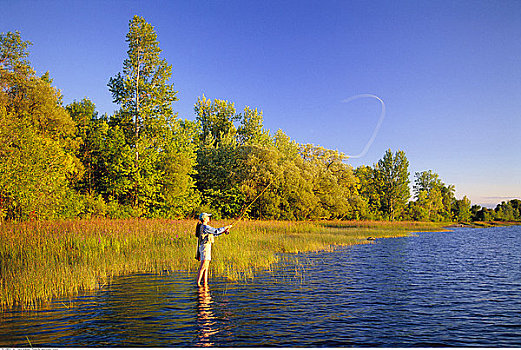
xmin=0 ymin=218 xmax=447 ymax=310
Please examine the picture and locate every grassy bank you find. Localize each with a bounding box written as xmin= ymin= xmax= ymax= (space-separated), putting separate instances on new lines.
xmin=0 ymin=219 xmax=447 ymax=310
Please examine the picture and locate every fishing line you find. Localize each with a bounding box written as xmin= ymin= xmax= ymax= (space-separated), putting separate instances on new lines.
xmin=342 ymin=94 xmax=386 ymax=159
xmin=227 ymin=94 xmax=384 ymax=225
xmin=231 ymin=180 xmax=273 ymax=226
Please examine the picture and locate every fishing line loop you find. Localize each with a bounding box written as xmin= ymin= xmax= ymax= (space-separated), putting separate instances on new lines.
xmin=342 ymin=94 xmax=386 ymax=159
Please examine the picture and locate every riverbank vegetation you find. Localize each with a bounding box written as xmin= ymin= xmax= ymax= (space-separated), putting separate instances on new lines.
xmin=1 ymin=17 xmax=519 ymax=310
xmin=0 ymin=218 xmax=447 ymax=310
xmin=2 ymin=20 xmax=519 ymax=224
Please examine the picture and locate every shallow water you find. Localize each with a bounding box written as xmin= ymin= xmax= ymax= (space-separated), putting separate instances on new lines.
xmin=1 ymin=226 xmax=521 ymax=347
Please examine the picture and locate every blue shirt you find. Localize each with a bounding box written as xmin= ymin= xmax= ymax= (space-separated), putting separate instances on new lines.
xmin=199 ymin=224 xmax=227 ymax=245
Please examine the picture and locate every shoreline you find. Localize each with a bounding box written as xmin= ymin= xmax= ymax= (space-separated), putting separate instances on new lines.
xmin=0 ymin=219 xmax=511 ymax=310
xmin=444 ymin=221 xmax=520 ymax=229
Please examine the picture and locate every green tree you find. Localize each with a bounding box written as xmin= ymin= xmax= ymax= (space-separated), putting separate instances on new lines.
xmin=354 ymin=165 xmax=382 ymax=219
xmin=373 ymin=149 xmax=410 ymax=220
xmin=453 ymin=195 xmax=472 ymax=222
xmin=413 ymin=170 xmax=455 ymax=221
xmin=300 ymin=145 xmax=360 ymax=219
xmin=107 ymin=16 xmax=197 ymax=216
xmin=494 ymin=200 xmax=518 ymax=221
xmin=195 ymin=95 xmax=238 ymax=145
xmin=192 ymin=96 xmax=237 ymax=217
xmin=510 ymin=199 xmax=521 ymax=220
xmin=66 ymin=98 xmax=98 ymax=192
xmin=471 ymin=204 xmax=482 ymax=221
xmin=193 ymin=97 xmax=269 ymax=218
xmin=108 ymin=15 xmax=179 ymax=208
xmin=272 ymin=130 xmax=317 ymax=220
xmin=440 ymin=183 xmax=456 ymax=221
xmin=237 ymin=106 xmax=271 ymax=146
xmin=82 ymin=119 xmax=134 ymax=204
xmin=0 ymin=31 xmax=79 ymax=220
xmin=475 ymin=207 xmax=494 ymax=221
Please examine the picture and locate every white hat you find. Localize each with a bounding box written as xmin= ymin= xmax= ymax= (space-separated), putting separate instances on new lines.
xmin=199 ymin=212 xmax=212 ymax=221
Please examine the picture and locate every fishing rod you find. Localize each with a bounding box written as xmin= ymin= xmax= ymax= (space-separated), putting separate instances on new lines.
xmin=229 ymin=180 xmax=273 ymax=228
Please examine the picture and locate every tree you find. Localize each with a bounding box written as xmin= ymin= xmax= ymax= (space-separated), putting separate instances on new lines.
xmin=495 ymin=200 xmax=521 ymax=221
xmin=471 ymin=204 xmax=482 ymax=221
xmin=66 ymin=98 xmax=98 ymax=192
xmin=0 ymin=31 xmax=79 ymax=220
xmin=193 ymin=97 xmax=242 ymax=218
xmin=373 ymin=149 xmax=410 ymax=220
xmin=413 ymin=170 xmax=442 ymax=198
xmin=300 ymin=145 xmax=359 ymax=219
xmin=193 ymin=97 xmax=273 ymax=218
xmin=440 ymin=183 xmax=456 ymax=221
xmin=412 ymin=170 xmax=455 ymax=221
xmin=453 ymin=196 xmax=471 ymax=222
xmin=475 ymin=207 xmax=494 ymax=222
xmin=510 ymin=199 xmax=521 ymax=220
xmin=194 ymin=95 xmax=238 ymax=146
xmin=355 ymin=165 xmax=382 ymax=219
xmin=237 ymin=106 xmax=271 ymax=146
xmin=108 ymin=15 xmax=179 ymax=208
xmin=107 ymin=16 xmax=197 ymax=217
xmin=272 ymin=130 xmax=317 ymax=220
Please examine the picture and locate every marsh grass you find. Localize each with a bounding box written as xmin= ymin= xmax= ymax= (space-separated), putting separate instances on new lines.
xmin=0 ymin=218 xmax=447 ymax=310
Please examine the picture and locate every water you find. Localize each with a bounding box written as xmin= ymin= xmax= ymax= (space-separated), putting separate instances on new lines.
xmin=2 ymin=226 xmax=521 ymax=347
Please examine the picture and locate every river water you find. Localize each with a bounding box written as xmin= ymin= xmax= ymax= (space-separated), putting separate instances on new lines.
xmin=1 ymin=226 xmax=521 ymax=347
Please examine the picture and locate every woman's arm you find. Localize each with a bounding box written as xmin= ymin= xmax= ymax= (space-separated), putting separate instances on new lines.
xmin=202 ymin=224 xmax=233 ymax=237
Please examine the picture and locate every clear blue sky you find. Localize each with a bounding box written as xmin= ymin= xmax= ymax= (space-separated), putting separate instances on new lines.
xmin=2 ymin=0 xmax=520 ymax=208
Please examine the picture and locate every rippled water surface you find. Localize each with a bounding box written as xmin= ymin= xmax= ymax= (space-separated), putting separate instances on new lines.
xmin=2 ymin=226 xmax=521 ymax=347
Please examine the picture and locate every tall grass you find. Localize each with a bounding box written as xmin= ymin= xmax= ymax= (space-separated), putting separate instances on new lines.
xmin=0 ymin=219 xmax=447 ymax=310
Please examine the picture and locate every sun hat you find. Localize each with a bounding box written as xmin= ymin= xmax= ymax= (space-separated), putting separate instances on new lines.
xmin=199 ymin=212 xmax=212 ymax=221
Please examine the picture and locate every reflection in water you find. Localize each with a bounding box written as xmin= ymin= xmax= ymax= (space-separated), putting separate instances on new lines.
xmin=196 ymin=286 xmax=217 ymax=347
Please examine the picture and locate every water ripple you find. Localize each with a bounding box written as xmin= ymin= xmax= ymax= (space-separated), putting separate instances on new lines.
xmin=2 ymin=226 xmax=521 ymax=346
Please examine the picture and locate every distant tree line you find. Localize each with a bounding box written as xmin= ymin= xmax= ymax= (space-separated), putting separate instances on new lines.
xmin=1 ymin=18 xmax=518 ymax=222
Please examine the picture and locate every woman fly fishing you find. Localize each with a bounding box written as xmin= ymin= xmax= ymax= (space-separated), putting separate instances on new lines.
xmin=194 ymin=180 xmax=272 ymax=287
xmin=195 ymin=213 xmax=233 ymax=287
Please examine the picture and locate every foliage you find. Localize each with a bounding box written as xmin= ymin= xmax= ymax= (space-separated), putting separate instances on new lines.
xmin=469 ymin=199 xmax=521 ymax=222
xmin=453 ymin=195 xmax=472 ymax=222
xmin=106 ymin=16 xmax=197 ymax=217
xmin=372 ymin=149 xmax=410 ymax=220
xmin=0 ymin=31 xmax=80 ymax=221
xmin=0 ymin=23 xmax=493 ymax=223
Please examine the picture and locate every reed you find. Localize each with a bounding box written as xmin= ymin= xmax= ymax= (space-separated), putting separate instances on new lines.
xmin=0 ymin=218 xmax=447 ymax=310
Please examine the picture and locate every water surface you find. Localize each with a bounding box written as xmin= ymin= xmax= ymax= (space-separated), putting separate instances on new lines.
xmin=1 ymin=226 xmax=521 ymax=347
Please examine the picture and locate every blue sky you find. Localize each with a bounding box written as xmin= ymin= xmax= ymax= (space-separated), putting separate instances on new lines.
xmin=2 ymin=0 xmax=520 ymax=208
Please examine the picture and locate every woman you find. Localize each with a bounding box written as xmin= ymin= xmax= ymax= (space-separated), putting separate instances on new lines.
xmin=196 ymin=212 xmax=232 ymax=287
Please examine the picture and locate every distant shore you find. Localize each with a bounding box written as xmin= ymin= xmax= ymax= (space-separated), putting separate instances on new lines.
xmin=444 ymin=221 xmax=520 ymax=229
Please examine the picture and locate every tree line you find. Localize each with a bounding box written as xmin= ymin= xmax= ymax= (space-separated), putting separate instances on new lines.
xmin=1 ymin=17 xmax=518 ymax=222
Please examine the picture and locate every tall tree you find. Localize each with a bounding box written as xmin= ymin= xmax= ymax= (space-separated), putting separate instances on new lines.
xmin=374 ymin=149 xmax=410 ymax=220
xmin=108 ymin=15 xmax=178 ymax=208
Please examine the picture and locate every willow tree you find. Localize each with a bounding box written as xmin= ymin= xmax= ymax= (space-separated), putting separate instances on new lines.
xmin=108 ymin=16 xmax=197 ymax=216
